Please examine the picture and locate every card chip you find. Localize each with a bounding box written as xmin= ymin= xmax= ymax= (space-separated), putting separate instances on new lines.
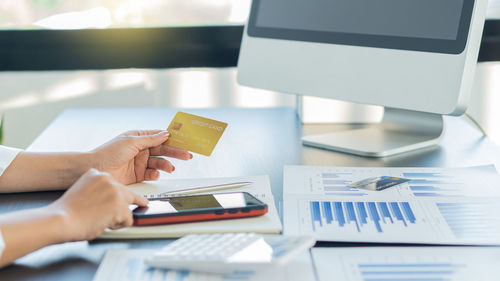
xmin=166 ymin=112 xmax=227 ymax=156
xmin=173 ymin=122 xmax=183 ymax=130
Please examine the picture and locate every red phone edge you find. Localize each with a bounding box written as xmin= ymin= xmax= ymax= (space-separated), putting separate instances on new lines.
xmin=133 ymin=207 xmax=268 ymax=226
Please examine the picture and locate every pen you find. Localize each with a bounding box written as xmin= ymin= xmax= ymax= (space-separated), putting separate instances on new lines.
xmin=153 ymin=181 xmax=253 ymax=197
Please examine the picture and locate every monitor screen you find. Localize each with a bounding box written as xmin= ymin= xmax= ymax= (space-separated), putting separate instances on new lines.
xmin=248 ymin=0 xmax=475 ymax=54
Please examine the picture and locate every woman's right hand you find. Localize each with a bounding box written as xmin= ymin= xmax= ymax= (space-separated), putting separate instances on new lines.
xmin=49 ymin=168 xmax=148 ymax=242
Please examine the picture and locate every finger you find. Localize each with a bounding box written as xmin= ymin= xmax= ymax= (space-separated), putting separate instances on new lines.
xmin=144 ymin=169 xmax=160 ymax=181
xmin=147 ymin=157 xmax=174 ymax=173
xmin=134 ymin=150 xmax=150 ymax=182
xmin=109 ymin=219 xmax=128 ymax=230
xmin=109 ymin=224 xmax=122 ymax=230
xmin=109 ymin=213 xmax=127 ymax=230
xmin=123 ymin=188 xmax=149 ymax=207
xmin=123 ymin=130 xmax=166 ymax=137
xmin=131 ymin=131 xmax=170 ymax=151
xmin=150 ymin=145 xmax=193 ymax=160
xmin=110 ymin=209 xmax=134 ymax=229
xmin=121 ymin=211 xmax=134 ymax=228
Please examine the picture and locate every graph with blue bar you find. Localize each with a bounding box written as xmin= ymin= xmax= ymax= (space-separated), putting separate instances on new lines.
xmin=304 ymin=167 xmax=500 ymax=198
xmin=96 ymin=250 xmax=267 ymax=281
xmin=285 ymin=165 xmax=500 ymax=244
xmin=403 ymin=172 xmax=462 ymax=198
xmin=309 ymin=201 xmax=416 ymax=233
xmin=313 ymin=247 xmax=500 ymax=281
xmin=402 ymin=171 xmax=500 ymax=198
xmin=318 ymin=172 xmax=368 ymax=196
xmin=124 ymin=258 xmax=190 ymax=281
xmin=357 ymin=262 xmax=463 ymax=281
xmin=436 ymin=202 xmax=500 ymax=240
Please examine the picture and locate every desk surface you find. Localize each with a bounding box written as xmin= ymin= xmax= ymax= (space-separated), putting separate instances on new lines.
xmin=1 ymin=107 xmax=500 ymax=281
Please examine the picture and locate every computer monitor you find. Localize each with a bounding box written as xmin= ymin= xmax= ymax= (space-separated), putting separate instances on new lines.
xmin=237 ymin=0 xmax=488 ymax=157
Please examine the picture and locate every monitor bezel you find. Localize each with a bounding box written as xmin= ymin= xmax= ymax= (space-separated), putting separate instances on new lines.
xmin=247 ymin=0 xmax=475 ymax=54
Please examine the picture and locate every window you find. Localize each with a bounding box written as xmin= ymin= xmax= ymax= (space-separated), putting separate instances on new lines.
xmin=0 ymin=0 xmax=250 ymax=29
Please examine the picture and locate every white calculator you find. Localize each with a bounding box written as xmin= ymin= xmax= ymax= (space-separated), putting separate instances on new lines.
xmin=145 ymin=233 xmax=316 ymax=274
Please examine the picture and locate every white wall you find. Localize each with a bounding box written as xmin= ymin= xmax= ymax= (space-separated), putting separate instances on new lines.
xmin=467 ymin=62 xmax=500 ymax=144
xmin=0 ymin=68 xmax=295 ymax=148
xmin=1 ymin=62 xmax=497 ymax=149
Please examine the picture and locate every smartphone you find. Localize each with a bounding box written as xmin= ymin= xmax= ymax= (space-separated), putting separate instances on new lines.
xmin=132 ymin=192 xmax=268 ymax=226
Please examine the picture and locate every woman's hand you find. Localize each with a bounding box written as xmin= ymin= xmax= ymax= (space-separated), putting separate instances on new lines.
xmin=91 ymin=130 xmax=193 ymax=185
xmin=0 ymin=168 xmax=150 ymax=267
xmin=0 ymin=130 xmax=192 ymax=193
xmin=50 ymin=168 xmax=149 ymax=241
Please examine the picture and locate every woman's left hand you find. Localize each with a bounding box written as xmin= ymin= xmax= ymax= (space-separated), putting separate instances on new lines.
xmin=91 ymin=130 xmax=193 ymax=184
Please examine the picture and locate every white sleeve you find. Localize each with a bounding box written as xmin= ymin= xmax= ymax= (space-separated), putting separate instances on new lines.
xmin=0 ymin=145 xmax=21 ymax=259
xmin=0 ymin=230 xmax=4 ymax=258
xmin=0 ymin=145 xmax=22 ymax=177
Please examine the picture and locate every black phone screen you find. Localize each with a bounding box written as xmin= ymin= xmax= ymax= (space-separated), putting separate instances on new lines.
xmin=133 ymin=192 xmax=263 ymax=216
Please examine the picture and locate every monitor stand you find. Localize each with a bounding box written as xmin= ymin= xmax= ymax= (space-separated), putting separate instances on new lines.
xmin=301 ymin=107 xmax=444 ymax=157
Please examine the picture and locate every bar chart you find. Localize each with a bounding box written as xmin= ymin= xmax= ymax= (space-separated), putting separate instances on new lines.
xmin=313 ymin=247 xmax=500 ymax=281
xmin=125 ymin=257 xmax=189 ymax=281
xmin=291 ymin=197 xmax=500 ymax=244
xmin=406 ymin=172 xmax=462 ymax=198
xmin=316 ymin=172 xmax=368 ymax=196
xmin=285 ymin=165 xmax=500 ymax=199
xmin=356 ymin=262 xmax=462 ymax=280
xmin=436 ymin=202 xmax=500 ymax=240
xmin=402 ymin=172 xmax=451 ymax=178
xmin=309 ymin=200 xmax=416 ymax=233
xmin=96 ymin=249 xmax=314 ymax=281
xmin=117 ymin=251 xmax=259 ymax=281
xmin=284 ymin=165 xmax=500 ymax=244
xmin=403 ymin=171 xmax=500 ymax=198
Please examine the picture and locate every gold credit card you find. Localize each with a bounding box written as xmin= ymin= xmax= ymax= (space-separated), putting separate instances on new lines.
xmin=166 ymin=112 xmax=228 ymax=156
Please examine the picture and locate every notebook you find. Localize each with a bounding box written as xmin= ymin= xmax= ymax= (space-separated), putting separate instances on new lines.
xmin=99 ymin=175 xmax=282 ymax=239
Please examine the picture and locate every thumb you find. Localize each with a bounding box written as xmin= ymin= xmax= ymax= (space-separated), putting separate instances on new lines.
xmin=133 ymin=131 xmax=170 ymax=150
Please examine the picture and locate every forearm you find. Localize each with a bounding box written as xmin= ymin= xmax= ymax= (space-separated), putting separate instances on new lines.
xmin=0 ymin=206 xmax=68 ymax=267
xmin=0 ymin=151 xmax=95 ymax=192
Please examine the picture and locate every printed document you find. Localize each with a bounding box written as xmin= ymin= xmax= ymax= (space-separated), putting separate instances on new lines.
xmin=312 ymin=247 xmax=500 ymax=281
xmin=93 ymin=249 xmax=314 ymax=281
xmin=284 ymin=165 xmax=500 ymax=244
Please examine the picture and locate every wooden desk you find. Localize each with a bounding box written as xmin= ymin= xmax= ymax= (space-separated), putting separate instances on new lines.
xmin=1 ymin=107 xmax=499 ymax=281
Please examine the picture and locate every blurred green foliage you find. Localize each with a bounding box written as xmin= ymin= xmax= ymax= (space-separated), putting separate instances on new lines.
xmin=29 ymin=0 xmax=62 ymax=9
